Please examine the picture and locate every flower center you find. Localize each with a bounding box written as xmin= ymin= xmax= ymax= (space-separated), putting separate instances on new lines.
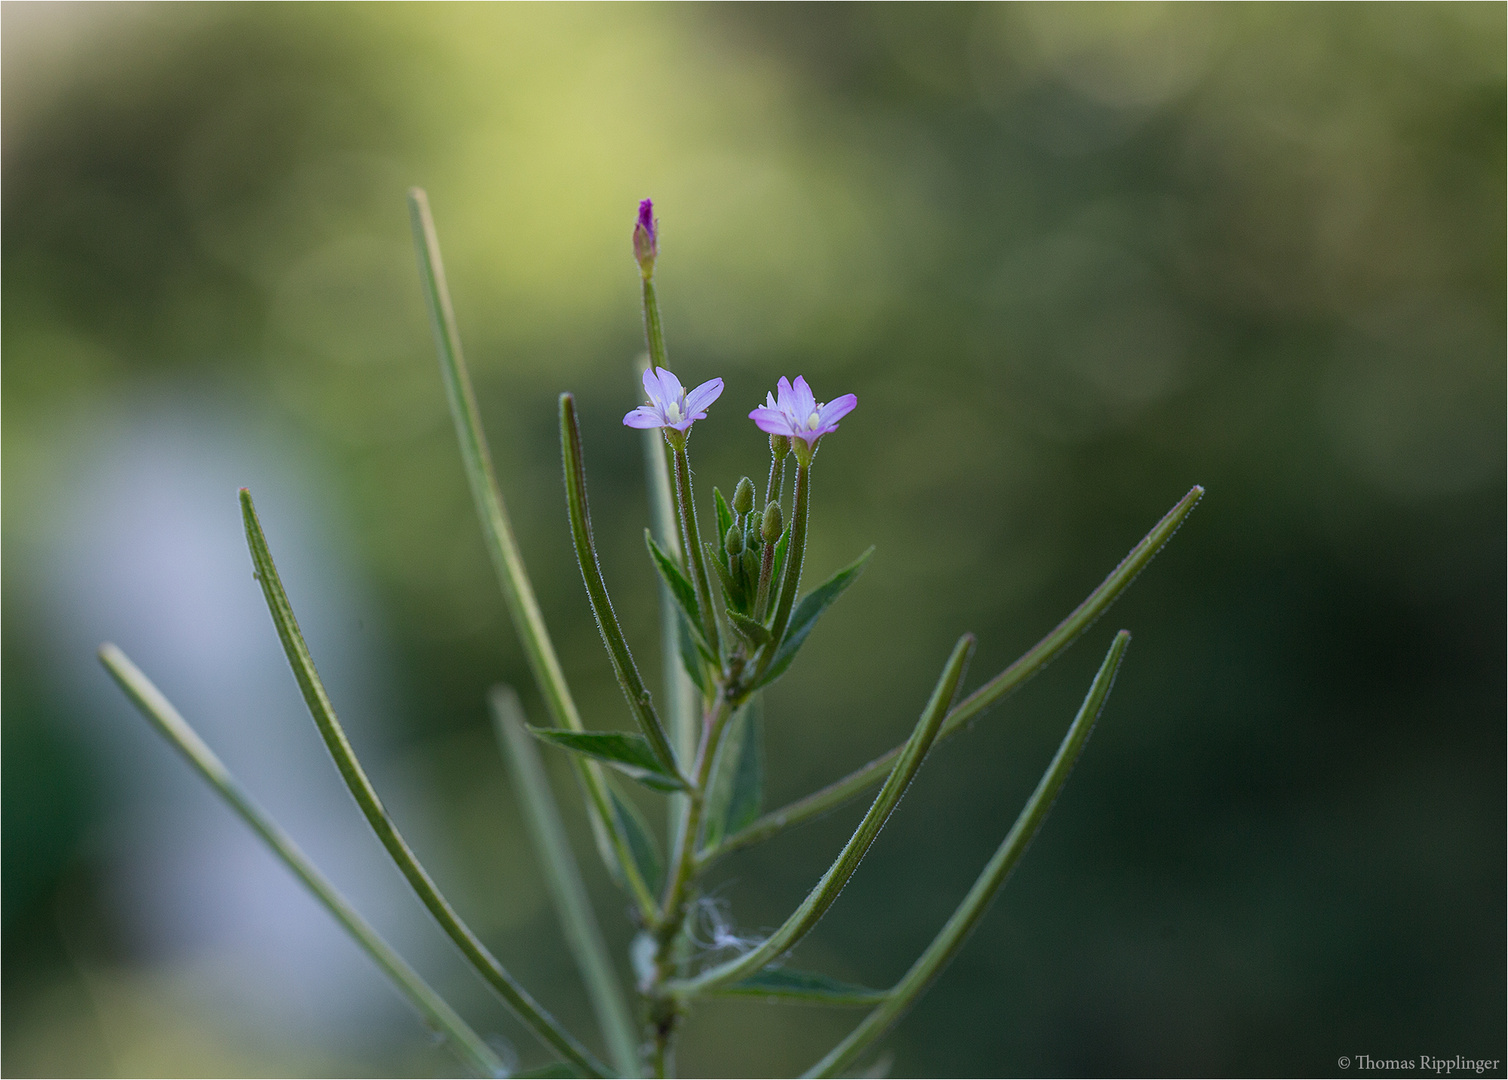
xmin=806 ymin=410 xmax=820 ymax=430
xmin=665 ymin=400 xmax=683 ymax=423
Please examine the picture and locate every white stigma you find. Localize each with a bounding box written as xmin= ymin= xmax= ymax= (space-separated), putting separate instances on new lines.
xmin=806 ymin=410 xmax=820 ymax=430
xmin=665 ymin=400 xmax=683 ymax=423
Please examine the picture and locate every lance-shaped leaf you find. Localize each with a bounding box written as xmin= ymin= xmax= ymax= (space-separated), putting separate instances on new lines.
xmin=754 ymin=547 xmax=874 ymax=690
xmin=409 ymin=189 xmax=654 ymax=917
xmin=677 ymin=610 xmax=711 ymax=698
xmin=530 ymin=729 xmax=688 ymax=793
xmin=806 ymin=631 xmax=1131 ymax=1079
xmin=701 ymin=696 xmax=764 ymax=853
xmin=98 ymin=645 xmax=506 ymax=1080
xmin=491 ymin=688 xmax=639 ymax=1077
xmin=646 ymin=531 xmax=712 ymax=661
xmin=726 ymin=610 xmax=773 ymax=648
xmin=240 ymin=489 xmax=606 ymax=1077
xmin=707 ymin=486 xmax=1204 ymax=861
xmin=560 ymin=393 xmax=681 ymax=775
xmin=608 ymin=784 xmax=664 ymax=894
xmin=717 ymin=967 xmax=885 ymax=1006
xmin=705 ymin=540 xmax=741 ymax=605
xmin=671 ymin=634 xmax=974 ymax=999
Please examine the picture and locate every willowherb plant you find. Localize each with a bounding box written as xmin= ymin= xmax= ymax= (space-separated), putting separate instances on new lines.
xmin=98 ymin=191 xmax=1203 ymax=1079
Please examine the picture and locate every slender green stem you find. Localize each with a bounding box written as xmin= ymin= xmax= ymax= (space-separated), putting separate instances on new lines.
xmin=750 ymin=461 xmax=809 ymax=686
xmin=491 ymin=686 xmax=640 ymax=1078
xmin=408 ymin=187 xmax=655 ymax=917
xmin=560 ymin=394 xmax=680 ymax=773
xmin=641 ymin=362 xmax=700 ymax=863
xmin=670 ymin=635 xmax=974 ymax=1000
xmin=241 ymin=489 xmax=608 ymax=1078
xmin=806 ymin=631 xmax=1131 ymax=1079
xmin=706 ymin=484 xmax=1203 ymax=861
xmin=97 ymin=644 xmax=506 ymax=1080
xmin=641 ymin=277 xmax=669 ymax=375
xmin=671 ymin=444 xmax=722 ymax=660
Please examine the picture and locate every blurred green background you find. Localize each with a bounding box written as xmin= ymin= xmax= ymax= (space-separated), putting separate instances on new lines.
xmin=3 ymin=3 xmax=1503 ymax=1076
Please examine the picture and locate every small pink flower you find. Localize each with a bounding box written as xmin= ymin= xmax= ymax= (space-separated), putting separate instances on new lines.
xmin=749 ymin=376 xmax=857 ymax=447
xmin=624 ymin=366 xmax=724 ymax=433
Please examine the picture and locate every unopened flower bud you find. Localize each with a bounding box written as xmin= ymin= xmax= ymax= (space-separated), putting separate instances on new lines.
xmin=769 ymin=433 xmax=790 ymax=460
xmin=724 ymin=525 xmax=744 ymax=556
xmin=732 ymin=477 xmax=755 ymax=516
xmin=633 ymin=198 xmax=657 ymax=278
xmin=761 ymin=501 xmax=783 ymax=544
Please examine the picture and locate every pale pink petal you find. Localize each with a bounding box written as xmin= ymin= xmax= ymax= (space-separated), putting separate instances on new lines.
xmin=654 ymin=367 xmax=684 ymax=405
xmin=624 ymin=405 xmax=665 ymax=428
xmin=684 ymin=377 xmax=725 ymax=416
xmin=775 ymin=377 xmax=795 ymax=413
xmin=642 ymin=366 xmax=664 ymax=404
xmin=790 ymin=376 xmax=817 ymax=421
xmin=749 ymin=407 xmax=794 ymax=436
xmin=817 ymin=393 xmax=857 ymax=427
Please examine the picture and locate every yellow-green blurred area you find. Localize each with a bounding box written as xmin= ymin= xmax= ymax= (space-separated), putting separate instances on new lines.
xmin=3 ymin=3 xmax=1503 ymax=1076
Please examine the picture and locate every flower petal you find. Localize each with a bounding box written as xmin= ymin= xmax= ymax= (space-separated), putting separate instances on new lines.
xmin=817 ymin=393 xmax=857 ymax=427
xmin=623 ymin=405 xmax=665 ymax=428
xmin=684 ymin=377 xmax=725 ymax=416
xmin=654 ymin=367 xmax=684 ymax=405
xmin=775 ymin=377 xmax=795 ymax=413
xmin=789 ymin=376 xmax=817 ymax=421
xmin=642 ymin=366 xmax=664 ymax=405
xmin=749 ymin=406 xmax=794 ymax=437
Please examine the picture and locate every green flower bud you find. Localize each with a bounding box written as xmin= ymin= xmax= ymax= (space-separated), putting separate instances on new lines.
xmin=761 ymin=501 xmax=783 ymax=544
xmin=724 ymin=524 xmax=744 ymax=556
xmin=732 ymin=476 xmax=755 ymax=516
xmin=770 ymin=434 xmax=791 ymax=460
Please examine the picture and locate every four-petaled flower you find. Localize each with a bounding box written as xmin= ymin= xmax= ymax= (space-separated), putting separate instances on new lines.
xmin=624 ymin=366 xmax=724 ymax=433
xmin=749 ymin=376 xmax=857 ymax=448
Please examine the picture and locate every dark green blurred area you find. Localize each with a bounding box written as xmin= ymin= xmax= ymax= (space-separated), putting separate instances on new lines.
xmin=3 ymin=3 xmax=1503 ymax=1076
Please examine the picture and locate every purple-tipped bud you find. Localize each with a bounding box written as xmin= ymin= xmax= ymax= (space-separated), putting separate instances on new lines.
xmin=633 ymin=198 xmax=658 ymax=278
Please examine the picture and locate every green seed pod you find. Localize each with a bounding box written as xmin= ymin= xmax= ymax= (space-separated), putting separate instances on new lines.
xmin=761 ymin=501 xmax=783 ymax=544
xmin=724 ymin=524 xmax=744 ymax=556
xmin=732 ymin=476 xmax=755 ymax=516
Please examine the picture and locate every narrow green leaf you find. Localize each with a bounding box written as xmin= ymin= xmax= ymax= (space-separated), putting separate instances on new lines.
xmin=726 ymin=610 xmax=773 ymax=647
xmin=705 ymin=541 xmax=740 ymax=604
xmin=713 ymin=486 xmax=735 ymax=548
xmin=708 ymin=485 xmax=1204 ymax=863
xmin=755 ymin=547 xmax=874 ymax=690
xmin=409 ymin=188 xmax=655 ymax=917
xmin=771 ymin=526 xmax=790 ymax=600
xmin=646 ymin=531 xmax=711 ymax=660
xmin=529 ymin=729 xmax=687 ymax=793
xmin=608 ymin=784 xmax=664 ymax=894
xmin=717 ymin=967 xmax=885 ymax=1006
xmin=806 ymin=632 xmax=1131 ymax=1079
xmin=98 ymin=645 xmax=506 ymax=1080
xmin=701 ymin=696 xmax=764 ymax=852
xmin=672 ymin=634 xmax=975 ymax=999
xmin=241 ymin=489 xmax=606 ymax=1078
xmin=560 ymin=395 xmax=680 ymax=775
xmin=491 ymin=688 xmax=640 ymax=1077
xmin=677 ymin=610 xmax=711 ymax=698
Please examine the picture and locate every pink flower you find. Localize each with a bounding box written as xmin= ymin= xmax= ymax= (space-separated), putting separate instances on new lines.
xmin=749 ymin=376 xmax=857 ymax=447
xmin=624 ymin=367 xmax=724 ymax=433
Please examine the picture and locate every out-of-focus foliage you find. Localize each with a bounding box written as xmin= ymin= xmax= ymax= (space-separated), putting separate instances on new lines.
xmin=4 ymin=4 xmax=1502 ymax=1076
